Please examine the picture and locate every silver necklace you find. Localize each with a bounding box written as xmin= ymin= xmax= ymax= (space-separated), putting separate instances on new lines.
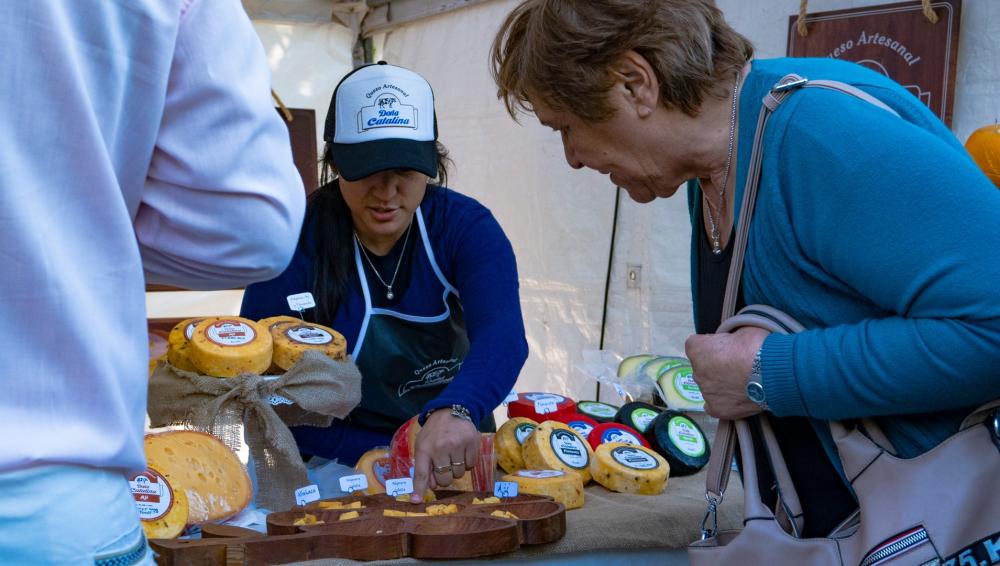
xmin=354 ymin=220 xmax=413 ymax=300
xmin=705 ymin=73 xmax=740 ymax=256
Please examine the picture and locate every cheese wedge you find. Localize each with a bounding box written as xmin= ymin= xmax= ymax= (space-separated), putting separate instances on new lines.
xmin=591 ymin=442 xmax=669 ymax=495
xmin=501 ymin=470 xmax=584 ymax=510
xmin=129 ymin=468 xmax=189 ymax=539
xmin=496 ymin=417 xmax=537 ymax=474
xmin=522 ymin=420 xmax=593 ymax=483
xmin=270 ymin=321 xmax=347 ymax=371
xmin=188 ymin=317 xmax=272 ymax=377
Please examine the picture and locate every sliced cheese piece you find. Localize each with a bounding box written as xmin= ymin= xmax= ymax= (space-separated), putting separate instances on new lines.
xmin=166 ymin=317 xmax=220 ymax=373
xmin=575 ymin=400 xmax=619 ymax=424
xmin=491 ymin=509 xmax=519 ymax=519
xmin=591 ymin=442 xmax=669 ymax=495
xmin=616 ymin=354 xmax=656 ymax=378
xmin=144 ymin=430 xmax=252 ymax=524
xmin=338 ymin=511 xmax=360 ymax=521
xmin=473 ymin=496 xmax=501 ymax=505
xmin=501 ymin=470 xmax=584 ymax=510
xmin=644 ymin=410 xmax=710 ymax=476
xmin=640 ymin=356 xmax=688 ymax=382
xmin=271 ymin=321 xmax=347 ymax=371
xmin=188 ymin=317 xmax=272 ymax=377
xmin=354 ymin=447 xmax=391 ymax=495
xmin=522 ymin=421 xmax=593 ymax=483
xmin=614 ymin=402 xmax=662 ymax=435
xmin=129 ymin=468 xmax=189 ymax=540
xmin=293 ymin=514 xmax=322 ymax=526
xmin=496 ymin=417 xmax=537 ymax=473
xmin=657 ymin=365 xmax=705 ymax=411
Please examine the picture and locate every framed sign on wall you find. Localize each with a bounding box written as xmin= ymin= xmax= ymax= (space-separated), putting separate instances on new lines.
xmin=788 ymin=0 xmax=962 ymax=127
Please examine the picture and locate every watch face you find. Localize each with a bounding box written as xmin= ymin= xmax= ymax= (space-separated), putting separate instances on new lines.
xmin=746 ymin=382 xmax=766 ymax=404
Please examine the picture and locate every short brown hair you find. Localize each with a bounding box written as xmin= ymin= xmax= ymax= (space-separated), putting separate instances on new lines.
xmin=490 ymin=0 xmax=754 ymax=120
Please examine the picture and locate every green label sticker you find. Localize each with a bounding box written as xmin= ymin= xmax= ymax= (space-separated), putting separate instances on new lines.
xmin=631 ymin=408 xmax=659 ymax=433
xmin=578 ymin=402 xmax=617 ymax=418
xmin=667 ymin=416 xmax=706 ymax=458
xmin=672 ymin=368 xmax=704 ymax=404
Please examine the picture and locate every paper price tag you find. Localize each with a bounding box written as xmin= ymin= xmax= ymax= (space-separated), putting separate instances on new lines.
xmin=339 ymin=474 xmax=369 ymax=494
xmin=286 ymin=292 xmax=316 ymax=313
xmin=613 ymin=384 xmax=629 ymax=401
xmin=503 ymin=390 xmax=519 ymax=405
xmin=534 ymin=398 xmax=559 ymax=415
xmin=294 ymin=484 xmax=321 ymax=506
xmin=385 ymin=477 xmax=414 ymax=498
xmin=494 ymin=481 xmax=518 ymax=499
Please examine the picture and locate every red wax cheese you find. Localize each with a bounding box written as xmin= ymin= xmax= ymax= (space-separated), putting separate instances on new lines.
xmin=549 ymin=413 xmax=598 ymax=440
xmin=507 ymin=392 xmax=576 ymax=421
xmin=588 ymin=422 xmax=650 ymax=451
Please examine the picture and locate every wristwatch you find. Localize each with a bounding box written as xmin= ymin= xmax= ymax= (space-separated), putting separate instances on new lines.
xmin=745 ymin=347 xmax=768 ymax=410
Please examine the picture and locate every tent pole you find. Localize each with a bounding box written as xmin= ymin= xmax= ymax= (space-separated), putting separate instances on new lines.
xmin=595 ymin=186 xmax=622 ymax=403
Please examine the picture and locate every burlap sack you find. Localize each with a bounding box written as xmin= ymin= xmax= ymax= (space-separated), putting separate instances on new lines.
xmin=147 ymin=350 xmax=362 ymax=512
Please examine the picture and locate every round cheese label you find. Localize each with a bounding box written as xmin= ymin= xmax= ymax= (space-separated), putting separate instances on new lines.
xmin=600 ymin=428 xmax=643 ymax=446
xmin=566 ymin=420 xmax=594 ymax=439
xmin=184 ymin=320 xmax=203 ymax=341
xmin=631 ymin=408 xmax=659 ymax=433
xmin=205 ymin=320 xmax=256 ymax=347
xmin=668 ymin=416 xmax=706 ymax=458
xmin=524 ymin=393 xmax=566 ymax=404
xmin=516 ymin=470 xmax=565 ymax=479
xmin=514 ymin=423 xmax=537 ymax=445
xmin=286 ymin=325 xmax=333 ymax=345
xmin=373 ymin=458 xmax=391 ymax=487
xmin=611 ymin=446 xmax=660 ymax=470
xmin=672 ymin=368 xmax=704 ymax=403
xmin=577 ymin=401 xmax=617 ymax=418
xmin=128 ymin=469 xmax=174 ymax=521
xmin=549 ymin=429 xmax=589 ymax=469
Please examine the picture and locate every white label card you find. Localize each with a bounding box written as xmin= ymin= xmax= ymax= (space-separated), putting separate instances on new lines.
xmin=494 ymin=481 xmax=519 ymax=499
xmin=503 ymin=390 xmax=519 ymax=404
xmin=534 ymin=398 xmax=559 ymax=415
xmin=386 ymin=477 xmax=414 ymax=497
xmin=287 ymin=292 xmax=316 ymax=312
xmin=338 ymin=474 xmax=369 ymax=494
xmin=295 ymin=484 xmax=321 ymax=506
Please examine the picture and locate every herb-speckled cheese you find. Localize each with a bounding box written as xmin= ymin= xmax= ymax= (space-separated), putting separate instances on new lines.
xmin=129 ymin=468 xmax=189 ymax=539
xmin=500 ymin=470 xmax=584 ymax=509
xmin=590 ymin=442 xmax=669 ymax=495
xmin=166 ymin=317 xmax=220 ymax=372
xmin=496 ymin=417 xmax=537 ymax=474
xmin=522 ymin=420 xmax=593 ymax=483
xmin=270 ymin=321 xmax=347 ymax=371
xmin=188 ymin=317 xmax=271 ymax=377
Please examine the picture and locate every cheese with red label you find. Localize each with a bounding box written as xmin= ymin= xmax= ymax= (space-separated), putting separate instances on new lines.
xmin=496 ymin=417 xmax=537 ymax=473
xmin=587 ymin=422 xmax=650 ymax=451
xmin=166 ymin=317 xmax=220 ymax=373
xmin=507 ymin=392 xmax=576 ymax=421
xmin=270 ymin=321 xmax=347 ymax=370
xmin=591 ymin=442 xmax=669 ymax=495
xmin=144 ymin=430 xmax=252 ymax=524
xmin=549 ymin=413 xmax=598 ymax=440
xmin=188 ymin=317 xmax=272 ymax=377
xmin=355 ymin=448 xmax=392 ymax=495
xmin=501 ymin=470 xmax=584 ymax=509
xmin=129 ymin=468 xmax=189 ymax=539
xmin=522 ymin=420 xmax=593 ymax=483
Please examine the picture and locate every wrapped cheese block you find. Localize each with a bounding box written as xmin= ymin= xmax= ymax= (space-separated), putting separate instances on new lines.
xmin=522 ymin=420 xmax=593 ymax=483
xmin=144 ymin=430 xmax=252 ymax=524
xmin=500 ymin=470 xmax=584 ymax=510
xmin=128 ymin=468 xmax=189 ymax=539
xmin=188 ymin=317 xmax=272 ymax=377
xmin=355 ymin=447 xmax=392 ymax=495
xmin=270 ymin=321 xmax=347 ymax=371
xmin=590 ymin=442 xmax=669 ymax=495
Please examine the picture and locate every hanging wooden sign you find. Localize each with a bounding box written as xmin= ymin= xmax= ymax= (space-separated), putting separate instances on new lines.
xmin=787 ymin=0 xmax=961 ymax=126
xmin=276 ymin=107 xmax=319 ymax=195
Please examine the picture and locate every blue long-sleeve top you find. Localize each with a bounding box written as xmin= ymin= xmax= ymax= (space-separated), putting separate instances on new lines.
xmin=690 ymin=58 xmax=1000 ymax=462
xmin=241 ymin=185 xmax=528 ymax=463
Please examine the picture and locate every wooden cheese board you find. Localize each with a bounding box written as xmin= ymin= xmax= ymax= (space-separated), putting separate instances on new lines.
xmin=150 ymin=489 xmax=566 ymax=565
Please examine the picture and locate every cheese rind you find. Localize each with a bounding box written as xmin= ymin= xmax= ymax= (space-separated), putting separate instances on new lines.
xmin=657 ymin=365 xmax=705 ymax=411
xmin=166 ymin=317 xmax=220 ymax=373
xmin=507 ymin=392 xmax=576 ymax=421
xmin=496 ymin=417 xmax=537 ymax=473
xmin=270 ymin=321 xmax=347 ymax=371
xmin=501 ymin=470 xmax=584 ymax=510
xmin=188 ymin=317 xmax=272 ymax=377
xmin=144 ymin=430 xmax=252 ymax=525
xmin=522 ymin=421 xmax=593 ymax=483
xmin=590 ymin=442 xmax=669 ymax=495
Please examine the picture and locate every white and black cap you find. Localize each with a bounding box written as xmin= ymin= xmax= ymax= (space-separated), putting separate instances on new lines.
xmin=323 ymin=61 xmax=438 ymax=182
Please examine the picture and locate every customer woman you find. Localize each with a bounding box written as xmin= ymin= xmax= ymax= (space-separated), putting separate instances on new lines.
xmin=241 ymin=62 xmax=527 ymax=499
xmin=491 ymin=0 xmax=1000 ymax=536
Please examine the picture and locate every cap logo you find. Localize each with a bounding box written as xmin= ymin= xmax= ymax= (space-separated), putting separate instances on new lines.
xmin=359 ymin=92 xmax=417 ymax=132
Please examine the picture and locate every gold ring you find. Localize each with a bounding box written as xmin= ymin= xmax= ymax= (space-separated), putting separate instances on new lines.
xmin=433 ymin=465 xmax=451 ymax=474
xmin=450 ymin=461 xmax=465 ymax=468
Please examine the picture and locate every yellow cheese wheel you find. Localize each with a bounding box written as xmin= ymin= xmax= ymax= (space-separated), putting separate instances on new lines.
xmin=188 ymin=317 xmax=272 ymax=377
xmin=354 ymin=448 xmax=391 ymax=495
xmin=496 ymin=417 xmax=537 ymax=473
xmin=590 ymin=442 xmax=669 ymax=495
xmin=144 ymin=430 xmax=252 ymax=524
xmin=500 ymin=470 xmax=584 ymax=510
xmin=128 ymin=468 xmax=189 ymax=539
xmin=270 ymin=321 xmax=347 ymax=371
xmin=522 ymin=420 xmax=593 ymax=483
xmin=258 ymin=315 xmax=303 ymax=332
xmin=166 ymin=317 xmax=220 ymax=372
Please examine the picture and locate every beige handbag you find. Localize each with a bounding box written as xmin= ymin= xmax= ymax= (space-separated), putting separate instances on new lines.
xmin=688 ymin=75 xmax=1000 ymax=566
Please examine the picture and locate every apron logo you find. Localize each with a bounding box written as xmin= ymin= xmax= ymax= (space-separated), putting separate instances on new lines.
xmin=398 ymin=358 xmax=461 ymax=397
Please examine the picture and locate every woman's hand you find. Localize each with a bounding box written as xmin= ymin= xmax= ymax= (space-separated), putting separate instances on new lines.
xmin=410 ymin=408 xmax=480 ymax=502
xmin=684 ymin=326 xmax=769 ymax=420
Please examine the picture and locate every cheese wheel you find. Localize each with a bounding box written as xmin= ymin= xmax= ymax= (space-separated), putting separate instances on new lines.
xmin=507 ymin=392 xmax=576 ymax=421
xmin=128 ymin=468 xmax=189 ymax=539
xmin=590 ymin=442 xmax=669 ymax=495
xmin=495 ymin=417 xmax=537 ymax=474
xmin=644 ymin=410 xmax=710 ymax=477
xmin=271 ymin=321 xmax=347 ymax=371
xmin=166 ymin=317 xmax=221 ymax=372
xmin=144 ymin=430 xmax=252 ymax=524
xmin=549 ymin=413 xmax=598 ymax=440
xmin=258 ymin=315 xmax=303 ymax=332
xmin=354 ymin=448 xmax=391 ymax=495
xmin=587 ymin=422 xmax=650 ymax=451
xmin=657 ymin=365 xmax=705 ymax=411
xmin=188 ymin=317 xmax=272 ymax=377
xmin=522 ymin=420 xmax=593 ymax=483
xmin=614 ymin=402 xmax=663 ymax=434
xmin=501 ymin=470 xmax=584 ymax=510
xmin=575 ymin=400 xmax=619 ymax=424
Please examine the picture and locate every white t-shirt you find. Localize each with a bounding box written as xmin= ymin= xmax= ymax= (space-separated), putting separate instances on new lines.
xmin=0 ymin=0 xmax=306 ymax=474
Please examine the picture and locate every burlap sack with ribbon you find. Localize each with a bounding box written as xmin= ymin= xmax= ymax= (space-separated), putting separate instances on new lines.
xmin=147 ymin=350 xmax=362 ymax=512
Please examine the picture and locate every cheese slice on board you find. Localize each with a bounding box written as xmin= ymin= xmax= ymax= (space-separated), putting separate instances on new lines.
xmin=522 ymin=420 xmax=593 ymax=483
xmin=128 ymin=468 xmax=189 ymax=539
xmin=500 ymin=470 xmax=584 ymax=510
xmin=271 ymin=321 xmax=347 ymax=371
xmin=188 ymin=317 xmax=272 ymax=377
xmin=495 ymin=417 xmax=537 ymax=474
xmin=144 ymin=430 xmax=252 ymax=524
xmin=590 ymin=442 xmax=669 ymax=495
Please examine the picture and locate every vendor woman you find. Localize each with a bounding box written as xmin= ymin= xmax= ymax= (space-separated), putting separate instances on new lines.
xmin=240 ymin=62 xmax=527 ymax=496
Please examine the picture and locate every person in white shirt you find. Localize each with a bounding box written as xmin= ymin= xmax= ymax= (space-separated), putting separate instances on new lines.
xmin=0 ymin=1 xmax=306 ymax=564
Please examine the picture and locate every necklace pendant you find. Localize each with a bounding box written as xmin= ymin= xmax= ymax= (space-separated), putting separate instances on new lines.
xmin=711 ymin=247 xmax=723 ymax=256
xmin=386 ymin=288 xmax=394 ymax=300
